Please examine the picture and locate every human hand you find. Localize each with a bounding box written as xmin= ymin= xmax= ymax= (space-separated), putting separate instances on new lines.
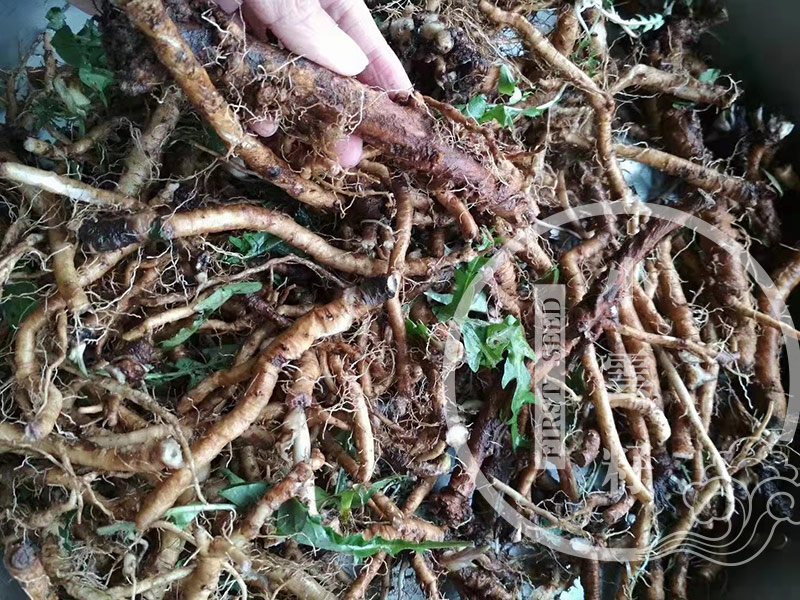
xmin=69 ymin=0 xmax=411 ymax=167
xmin=214 ymin=0 xmax=412 ymax=167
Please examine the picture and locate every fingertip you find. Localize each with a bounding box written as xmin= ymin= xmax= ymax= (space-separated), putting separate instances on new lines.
xmin=359 ymin=55 xmax=413 ymax=92
xmin=213 ymin=0 xmax=242 ymax=13
xmin=334 ymin=135 xmax=363 ymax=169
xmin=268 ymin=8 xmax=369 ymax=77
xmin=250 ymin=119 xmax=278 ymax=137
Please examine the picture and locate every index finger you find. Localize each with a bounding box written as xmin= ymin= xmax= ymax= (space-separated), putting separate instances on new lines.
xmin=321 ymin=0 xmax=412 ymax=91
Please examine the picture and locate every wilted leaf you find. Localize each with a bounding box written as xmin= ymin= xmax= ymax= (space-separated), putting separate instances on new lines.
xmin=276 ymin=500 xmax=470 ymax=559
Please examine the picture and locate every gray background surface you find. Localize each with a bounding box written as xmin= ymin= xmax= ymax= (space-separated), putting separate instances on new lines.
xmin=0 ymin=0 xmax=797 ymax=598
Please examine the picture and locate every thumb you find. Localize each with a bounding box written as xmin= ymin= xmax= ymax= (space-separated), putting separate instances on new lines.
xmin=240 ymin=0 xmax=369 ymax=77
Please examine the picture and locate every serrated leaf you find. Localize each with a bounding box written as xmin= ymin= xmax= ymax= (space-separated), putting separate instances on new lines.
xmin=195 ymin=282 xmax=262 ymax=313
xmin=276 ymin=500 xmax=470 ymax=559
xmin=160 ymin=316 xmax=207 ymax=351
xmin=46 ymin=7 xmax=67 ymax=30
xmin=479 ymin=105 xmax=515 ymax=128
xmin=426 ymin=256 xmax=489 ymax=322
xmin=146 ymin=345 xmax=237 ymax=388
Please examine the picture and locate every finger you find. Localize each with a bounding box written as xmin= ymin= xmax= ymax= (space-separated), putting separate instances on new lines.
xmin=321 ymin=0 xmax=412 ymax=91
xmin=250 ymin=119 xmax=278 ymax=137
xmin=244 ymin=0 xmax=369 ymax=77
xmin=213 ymin=0 xmax=242 ymax=12
xmin=334 ymin=135 xmax=364 ymax=169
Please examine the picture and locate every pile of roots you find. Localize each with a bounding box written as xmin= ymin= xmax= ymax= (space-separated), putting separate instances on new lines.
xmin=1 ymin=0 xmax=799 ymax=598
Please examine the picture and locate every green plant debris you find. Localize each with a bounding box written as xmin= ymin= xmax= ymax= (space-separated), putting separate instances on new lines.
xmin=160 ymin=282 xmax=262 ymax=350
xmin=0 ymin=280 xmax=40 ymax=328
xmin=425 ymin=258 xmax=537 ymax=449
xmin=459 ymin=64 xmax=547 ymax=128
xmin=146 ymin=344 xmax=238 ymax=388
xmin=46 ymin=8 xmax=115 ymax=100
xmin=406 ymin=318 xmax=432 ymax=342
xmin=276 ymin=499 xmax=470 ymax=559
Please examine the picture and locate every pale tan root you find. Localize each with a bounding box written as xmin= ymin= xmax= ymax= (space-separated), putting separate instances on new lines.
xmin=606 ymin=393 xmax=670 ymax=447
xmin=491 ymin=477 xmax=593 ymax=540
xmin=141 ymin=530 xmax=185 ymax=600
xmin=582 ymin=344 xmax=652 ymax=503
xmin=0 ymin=233 xmax=44 ymax=300
xmin=14 ymin=246 xmax=139 ymax=418
xmin=239 ymin=455 xmax=324 ymax=540
xmin=119 ymin=0 xmax=338 ymax=211
xmin=611 ymin=64 xmax=736 ymax=106
xmin=283 ymin=349 xmax=321 ymax=513
xmin=159 ymin=206 xmax=385 ymax=276
xmin=344 ymin=476 xmax=438 ymax=600
xmin=48 ymin=226 xmax=89 ymax=314
xmin=179 ymin=359 xmax=255 ymax=415
xmin=329 ymin=353 xmax=375 ymax=483
xmin=632 ymin=284 xmax=671 ymax=334
xmin=737 ymin=304 xmax=800 ymax=341
xmin=478 ymin=1 xmax=630 ymax=201
xmin=136 ymin=277 xmax=396 ymax=528
xmin=412 ymin=553 xmax=441 ymax=600
xmin=0 ymin=161 xmax=142 ymax=209
xmin=619 ymin=293 xmax=663 ymax=407
xmin=181 ymin=455 xmax=324 ymax=598
xmin=123 ymin=279 xmax=263 ymax=341
xmin=386 ymin=298 xmax=411 ymax=396
xmin=86 ymin=424 xmax=186 ymax=448
xmin=551 ymin=3 xmax=580 ymax=56
xmin=4 ymin=541 xmax=56 ymax=600
xmin=612 ymin=142 xmax=756 ymax=205
xmin=386 ymin=179 xmax=415 ymax=397
xmin=755 ymin=249 xmax=800 ymax=421
xmin=611 ymin=322 xmax=720 ymax=363
xmin=655 ymin=348 xmax=734 ymax=518
xmin=560 ymin=232 xmax=610 ymax=308
xmin=118 ymin=86 xmax=182 ymax=197
xmin=0 ymin=422 xmax=162 ymax=473
xmin=432 ymin=189 xmax=478 ymax=241
xmin=25 ymin=310 xmax=67 ymax=441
